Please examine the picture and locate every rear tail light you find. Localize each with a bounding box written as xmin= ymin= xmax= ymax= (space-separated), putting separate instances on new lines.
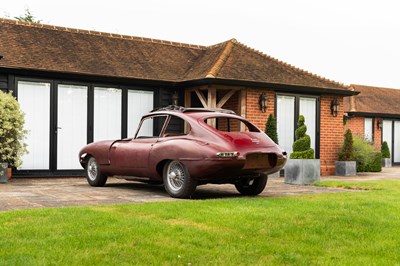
xmin=217 ymin=152 xmax=240 ymax=158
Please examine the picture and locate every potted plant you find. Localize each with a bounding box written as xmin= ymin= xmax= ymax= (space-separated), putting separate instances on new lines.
xmin=265 ymin=114 xmax=280 ymax=178
xmin=0 ymin=91 xmax=28 ymax=183
xmin=284 ymin=115 xmax=320 ymax=184
xmin=381 ymin=141 xmax=391 ymax=167
xmin=335 ymin=129 xmax=356 ymax=176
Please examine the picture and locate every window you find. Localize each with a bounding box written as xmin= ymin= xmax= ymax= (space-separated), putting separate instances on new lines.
xmin=276 ymin=95 xmax=318 ymax=158
xmin=163 ymin=116 xmax=191 ymax=137
xmin=364 ymin=118 xmax=373 ymax=142
xmin=127 ymin=90 xmax=154 ymax=137
xmin=204 ymin=117 xmax=259 ymax=132
xmin=136 ymin=116 xmax=167 ymax=138
xmin=94 ymin=87 xmax=122 ymax=141
xmin=18 ymin=81 xmax=51 ymax=170
xmin=382 ymin=120 xmax=393 ymax=157
xmin=277 ymin=95 xmax=295 ymax=155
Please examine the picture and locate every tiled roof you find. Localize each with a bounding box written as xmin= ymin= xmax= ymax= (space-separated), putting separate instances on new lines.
xmin=344 ymin=84 xmax=400 ymax=115
xmin=0 ymin=18 xmax=349 ymax=91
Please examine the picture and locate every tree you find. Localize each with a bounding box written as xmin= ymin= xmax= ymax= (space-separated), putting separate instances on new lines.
xmin=14 ymin=9 xmax=41 ymax=23
xmin=381 ymin=141 xmax=391 ymax=159
xmin=338 ymin=129 xmax=355 ymax=161
xmin=0 ymin=91 xmax=28 ymax=168
xmin=290 ymin=115 xmax=314 ymax=159
xmin=265 ymin=114 xmax=278 ymax=144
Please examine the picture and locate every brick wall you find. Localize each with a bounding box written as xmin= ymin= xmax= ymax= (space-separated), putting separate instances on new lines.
xmin=345 ymin=116 xmax=364 ymax=138
xmin=373 ymin=119 xmax=382 ymax=150
xmin=345 ymin=115 xmax=382 ymax=150
xmin=245 ymin=88 xmax=275 ymax=132
xmin=319 ymin=95 xmax=345 ymax=175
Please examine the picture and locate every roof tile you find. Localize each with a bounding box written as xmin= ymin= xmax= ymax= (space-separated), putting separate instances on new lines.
xmin=345 ymin=84 xmax=400 ymax=115
xmin=0 ymin=18 xmax=348 ymax=90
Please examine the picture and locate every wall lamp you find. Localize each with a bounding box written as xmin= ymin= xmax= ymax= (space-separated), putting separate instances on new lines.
xmin=171 ymin=91 xmax=179 ymax=106
xmin=377 ymin=119 xmax=383 ymax=130
xmin=0 ymin=55 xmax=3 ymax=60
xmin=330 ymin=98 xmax=339 ymax=117
xmin=259 ymin=93 xmax=267 ymax=113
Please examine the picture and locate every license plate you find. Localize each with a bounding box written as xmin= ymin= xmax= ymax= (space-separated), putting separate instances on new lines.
xmin=244 ymin=153 xmax=269 ymax=169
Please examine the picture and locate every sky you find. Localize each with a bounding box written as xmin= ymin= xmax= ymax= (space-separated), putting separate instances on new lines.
xmin=1 ymin=0 xmax=400 ymax=89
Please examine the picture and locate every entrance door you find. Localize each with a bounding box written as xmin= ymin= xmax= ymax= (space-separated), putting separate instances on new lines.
xmin=57 ymin=84 xmax=88 ymax=170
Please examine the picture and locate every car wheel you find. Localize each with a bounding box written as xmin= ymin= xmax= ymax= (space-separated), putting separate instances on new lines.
xmin=235 ymin=174 xmax=268 ymax=196
xmin=85 ymin=156 xmax=108 ymax=187
xmin=163 ymin=160 xmax=197 ymax=198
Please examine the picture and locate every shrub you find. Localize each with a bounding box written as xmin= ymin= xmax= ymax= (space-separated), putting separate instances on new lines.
xmin=338 ymin=129 xmax=355 ymax=161
xmin=290 ymin=115 xmax=314 ymax=159
xmin=265 ymin=114 xmax=278 ymax=144
xmin=353 ymin=136 xmax=382 ymax=172
xmin=0 ymin=91 xmax=28 ymax=168
xmin=381 ymin=141 xmax=391 ymax=158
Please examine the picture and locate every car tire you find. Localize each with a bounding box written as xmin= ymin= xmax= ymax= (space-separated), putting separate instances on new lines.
xmin=85 ymin=156 xmax=108 ymax=187
xmin=163 ymin=160 xmax=197 ymax=198
xmin=235 ymin=174 xmax=268 ymax=196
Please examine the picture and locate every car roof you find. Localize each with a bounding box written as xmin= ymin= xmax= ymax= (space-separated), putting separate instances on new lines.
xmin=150 ymin=105 xmax=236 ymax=115
xmin=147 ymin=106 xmax=243 ymax=120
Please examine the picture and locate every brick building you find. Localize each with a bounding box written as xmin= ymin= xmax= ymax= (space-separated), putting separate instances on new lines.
xmin=0 ymin=18 xmax=356 ymax=176
xmin=344 ymin=84 xmax=400 ymax=164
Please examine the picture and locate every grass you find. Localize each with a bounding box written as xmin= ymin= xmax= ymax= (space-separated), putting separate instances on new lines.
xmin=1 ymin=181 xmax=400 ymax=265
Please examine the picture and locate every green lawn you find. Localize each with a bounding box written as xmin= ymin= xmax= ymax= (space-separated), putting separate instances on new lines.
xmin=1 ymin=180 xmax=399 ymax=265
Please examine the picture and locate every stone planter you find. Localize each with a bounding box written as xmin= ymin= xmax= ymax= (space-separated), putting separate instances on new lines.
xmin=0 ymin=162 xmax=8 ymax=183
xmin=382 ymin=158 xmax=392 ymax=168
xmin=284 ymin=159 xmax=320 ymax=185
xmin=335 ymin=161 xmax=356 ymax=176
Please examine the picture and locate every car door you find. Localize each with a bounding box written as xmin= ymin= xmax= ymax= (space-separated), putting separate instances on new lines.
xmin=109 ymin=115 xmax=167 ymax=172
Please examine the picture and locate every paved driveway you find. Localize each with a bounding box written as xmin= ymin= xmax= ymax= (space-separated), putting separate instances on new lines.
xmin=1 ymin=167 xmax=399 ymax=212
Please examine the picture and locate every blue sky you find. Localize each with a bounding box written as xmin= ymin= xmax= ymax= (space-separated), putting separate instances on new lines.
xmin=2 ymin=0 xmax=400 ymax=88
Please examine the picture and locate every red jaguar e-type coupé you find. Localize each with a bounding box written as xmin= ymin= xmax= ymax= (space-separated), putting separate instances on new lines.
xmin=79 ymin=106 xmax=287 ymax=198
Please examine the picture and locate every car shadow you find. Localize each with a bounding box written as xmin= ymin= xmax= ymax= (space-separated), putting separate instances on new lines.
xmin=104 ymin=181 xmax=242 ymax=200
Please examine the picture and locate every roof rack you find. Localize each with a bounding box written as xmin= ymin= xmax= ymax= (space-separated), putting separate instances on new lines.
xmin=151 ymin=105 xmax=236 ymax=114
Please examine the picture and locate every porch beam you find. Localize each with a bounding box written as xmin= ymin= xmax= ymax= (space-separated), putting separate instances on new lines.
xmin=194 ymin=89 xmax=208 ymax=108
xmin=216 ymin=89 xmax=236 ymax=108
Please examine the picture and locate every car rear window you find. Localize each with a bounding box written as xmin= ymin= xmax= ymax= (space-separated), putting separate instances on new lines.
xmin=204 ymin=117 xmax=260 ymax=133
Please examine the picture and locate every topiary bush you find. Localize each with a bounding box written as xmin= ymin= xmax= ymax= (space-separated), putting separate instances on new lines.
xmin=381 ymin=141 xmax=391 ymax=159
xmin=265 ymin=113 xmax=278 ymax=144
xmin=0 ymin=91 xmax=28 ymax=168
xmin=338 ymin=129 xmax=355 ymax=161
xmin=353 ymin=136 xmax=382 ymax=172
xmin=290 ymin=115 xmax=314 ymax=159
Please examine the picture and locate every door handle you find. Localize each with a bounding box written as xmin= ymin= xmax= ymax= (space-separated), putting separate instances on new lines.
xmin=55 ymin=127 xmax=62 ymax=134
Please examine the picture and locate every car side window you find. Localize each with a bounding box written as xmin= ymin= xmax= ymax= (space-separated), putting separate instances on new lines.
xmin=163 ymin=115 xmax=191 ymax=137
xmin=135 ymin=115 xmax=167 ymax=139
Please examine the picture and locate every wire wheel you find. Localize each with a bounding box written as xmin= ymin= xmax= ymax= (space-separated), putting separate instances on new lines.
xmin=85 ymin=156 xmax=107 ymax=187
xmin=166 ymin=161 xmax=186 ymax=192
xmin=87 ymin=157 xmax=98 ymax=181
xmin=163 ymin=160 xmax=197 ymax=198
